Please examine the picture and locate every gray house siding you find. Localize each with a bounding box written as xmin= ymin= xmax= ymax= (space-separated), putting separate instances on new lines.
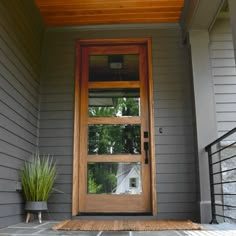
xmin=210 ymin=16 xmax=236 ymax=137
xmin=0 ymin=0 xmax=44 ymax=228
xmin=39 ymin=27 xmax=198 ymax=221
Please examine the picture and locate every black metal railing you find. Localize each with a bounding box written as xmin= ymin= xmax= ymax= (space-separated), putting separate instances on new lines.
xmin=205 ymin=127 xmax=236 ymax=224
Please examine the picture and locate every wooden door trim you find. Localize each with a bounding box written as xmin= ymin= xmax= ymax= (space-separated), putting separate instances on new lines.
xmin=89 ymin=81 xmax=140 ymax=89
xmin=72 ymin=38 xmax=156 ymax=216
xmin=86 ymin=195 xmax=149 ymax=213
xmin=85 ymin=45 xmax=141 ymax=55
xmin=147 ymin=38 xmax=157 ymax=216
xmin=77 ymin=38 xmax=151 ymax=46
xmin=88 ymin=117 xmax=141 ymax=125
xmin=72 ymin=42 xmax=81 ymax=216
xmin=87 ymin=155 xmax=141 ymax=163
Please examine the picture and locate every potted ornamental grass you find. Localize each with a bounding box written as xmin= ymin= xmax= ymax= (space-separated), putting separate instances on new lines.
xmin=21 ymin=152 xmax=56 ymax=223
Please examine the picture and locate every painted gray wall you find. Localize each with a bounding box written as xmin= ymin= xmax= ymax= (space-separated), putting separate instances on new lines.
xmin=189 ymin=30 xmax=218 ymax=223
xmin=210 ymin=16 xmax=236 ymax=137
xmin=0 ymin=0 xmax=44 ymax=228
xmin=229 ymin=0 xmax=236 ymax=60
xmin=184 ymin=0 xmax=223 ymax=31
xmin=39 ymin=26 xmax=199 ymax=221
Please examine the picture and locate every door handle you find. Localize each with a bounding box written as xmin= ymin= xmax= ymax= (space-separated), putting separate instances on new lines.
xmin=144 ymin=142 xmax=149 ymax=164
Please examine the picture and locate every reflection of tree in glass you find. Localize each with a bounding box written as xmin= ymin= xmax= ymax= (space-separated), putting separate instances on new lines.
xmin=88 ymin=98 xmax=141 ymax=155
xmin=87 ymin=98 xmax=141 ymax=193
xmin=123 ymin=125 xmax=140 ymax=154
xmin=88 ymin=170 xmax=102 ymax=193
xmin=89 ymin=98 xmax=139 ymax=117
xmin=88 ymin=125 xmax=140 ymax=155
xmin=88 ymin=163 xmax=118 ymax=194
xmin=120 ymin=98 xmax=139 ymax=117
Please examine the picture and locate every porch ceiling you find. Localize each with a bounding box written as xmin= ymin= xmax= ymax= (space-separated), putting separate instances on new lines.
xmin=34 ymin=0 xmax=185 ymax=26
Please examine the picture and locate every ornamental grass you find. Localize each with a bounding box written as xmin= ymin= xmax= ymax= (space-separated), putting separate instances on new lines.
xmin=21 ymin=152 xmax=56 ymax=201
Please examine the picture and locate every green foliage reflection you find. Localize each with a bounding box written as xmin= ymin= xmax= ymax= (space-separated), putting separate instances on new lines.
xmin=88 ymin=163 xmax=117 ymax=194
xmin=89 ymin=97 xmax=140 ymax=117
xmin=87 ymin=97 xmax=141 ymax=193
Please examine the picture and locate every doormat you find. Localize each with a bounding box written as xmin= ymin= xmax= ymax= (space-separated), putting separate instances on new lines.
xmin=52 ymin=220 xmax=202 ymax=231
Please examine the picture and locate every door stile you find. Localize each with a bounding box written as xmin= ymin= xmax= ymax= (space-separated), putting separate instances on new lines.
xmin=72 ymin=43 xmax=82 ymax=216
xmin=139 ymin=45 xmax=151 ymax=211
xmin=147 ymin=39 xmax=157 ymax=215
xmin=78 ymin=47 xmax=90 ymax=212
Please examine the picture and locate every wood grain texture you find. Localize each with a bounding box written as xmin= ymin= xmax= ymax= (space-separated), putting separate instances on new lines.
xmin=34 ymin=0 xmax=184 ymax=26
xmin=74 ymin=39 xmax=152 ymax=214
xmin=147 ymin=38 xmax=157 ymax=216
xmin=85 ymin=195 xmax=150 ymax=212
xmin=87 ymin=155 xmax=141 ymax=162
xmin=78 ymin=46 xmax=90 ymax=213
xmin=72 ymin=43 xmax=81 ymax=216
xmin=88 ymin=117 xmax=141 ymax=124
xmin=89 ymin=81 xmax=140 ymax=89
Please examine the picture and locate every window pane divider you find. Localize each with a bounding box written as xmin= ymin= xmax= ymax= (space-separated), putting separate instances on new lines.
xmin=89 ymin=81 xmax=140 ymax=89
xmin=87 ymin=155 xmax=141 ymax=162
xmin=88 ymin=117 xmax=141 ymax=124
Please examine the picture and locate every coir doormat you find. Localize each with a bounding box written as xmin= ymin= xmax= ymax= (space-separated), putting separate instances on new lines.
xmin=52 ymin=220 xmax=202 ymax=231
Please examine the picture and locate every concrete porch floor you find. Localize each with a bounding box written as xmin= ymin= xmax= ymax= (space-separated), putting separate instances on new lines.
xmin=0 ymin=221 xmax=236 ymax=236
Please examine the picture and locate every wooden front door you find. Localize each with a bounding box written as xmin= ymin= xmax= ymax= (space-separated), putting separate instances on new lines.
xmin=74 ymin=39 xmax=155 ymax=214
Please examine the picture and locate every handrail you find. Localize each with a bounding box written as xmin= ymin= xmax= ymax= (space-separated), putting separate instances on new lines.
xmin=205 ymin=127 xmax=236 ymax=151
xmin=205 ymin=127 xmax=236 ymax=224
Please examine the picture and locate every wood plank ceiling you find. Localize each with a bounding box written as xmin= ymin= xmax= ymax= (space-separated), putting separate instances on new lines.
xmin=34 ymin=0 xmax=185 ymax=26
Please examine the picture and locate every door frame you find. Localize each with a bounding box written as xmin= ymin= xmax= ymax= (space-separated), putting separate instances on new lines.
xmin=72 ymin=38 xmax=157 ymax=216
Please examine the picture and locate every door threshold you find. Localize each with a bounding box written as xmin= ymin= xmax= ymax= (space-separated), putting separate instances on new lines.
xmin=73 ymin=213 xmax=156 ymax=220
xmin=78 ymin=212 xmax=152 ymax=216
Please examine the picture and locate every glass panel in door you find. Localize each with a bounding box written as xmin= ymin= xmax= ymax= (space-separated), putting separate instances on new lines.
xmin=89 ymin=54 xmax=139 ymax=81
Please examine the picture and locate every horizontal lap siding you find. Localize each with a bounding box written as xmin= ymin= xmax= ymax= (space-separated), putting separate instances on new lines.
xmin=39 ymin=34 xmax=75 ymax=220
xmin=40 ymin=28 xmax=198 ymax=220
xmin=0 ymin=0 xmax=44 ymax=228
xmin=153 ymin=35 xmax=197 ymax=219
xmin=210 ymin=17 xmax=236 ymax=137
